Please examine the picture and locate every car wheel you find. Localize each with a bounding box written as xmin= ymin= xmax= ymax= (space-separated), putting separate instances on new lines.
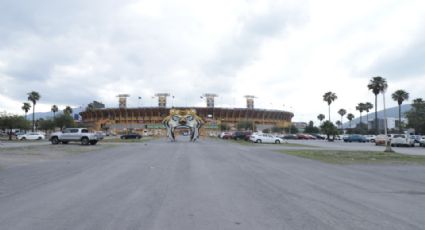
xmin=37 ymin=137 xmax=42 ymax=140
xmin=81 ymin=137 xmax=89 ymax=145
xmin=275 ymin=140 xmax=280 ymax=144
xmin=21 ymin=137 xmax=26 ymax=141
xmin=51 ymin=137 xmax=59 ymax=145
xmin=90 ymin=140 xmax=98 ymax=145
xmin=62 ymin=141 xmax=69 ymax=144
xmin=256 ymin=139 xmax=261 ymax=143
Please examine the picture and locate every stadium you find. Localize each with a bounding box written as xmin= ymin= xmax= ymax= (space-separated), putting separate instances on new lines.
xmin=80 ymin=94 xmax=293 ymax=136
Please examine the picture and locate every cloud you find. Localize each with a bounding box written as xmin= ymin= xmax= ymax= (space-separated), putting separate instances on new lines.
xmin=0 ymin=0 xmax=424 ymax=124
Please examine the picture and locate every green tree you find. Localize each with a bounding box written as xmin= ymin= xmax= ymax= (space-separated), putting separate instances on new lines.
xmin=236 ymin=120 xmax=255 ymax=131
xmin=271 ymin=126 xmax=284 ymax=133
xmin=346 ymin=113 xmax=355 ymax=129
xmin=337 ymin=109 xmax=346 ymax=130
xmin=27 ymin=91 xmax=41 ymax=131
xmin=219 ymin=122 xmax=230 ymax=131
xmin=320 ymin=121 xmax=338 ymax=141
xmin=391 ymin=89 xmax=409 ymax=132
xmin=284 ymin=125 xmax=298 ymax=134
xmin=64 ymin=106 xmax=73 ymax=116
xmin=364 ymin=102 xmax=373 ymax=130
xmin=51 ymin=105 xmax=58 ymax=118
xmin=335 ymin=120 xmax=342 ymax=129
xmin=405 ymin=98 xmax=425 ymax=134
xmin=304 ymin=121 xmax=320 ymax=134
xmin=0 ymin=115 xmax=31 ymax=140
xmin=367 ymin=76 xmax=387 ymax=133
xmin=38 ymin=118 xmax=56 ymax=132
xmin=21 ymin=102 xmax=31 ymax=120
xmin=317 ymin=114 xmax=325 ymax=124
xmin=355 ymin=103 xmax=366 ymax=125
xmin=323 ymin=91 xmax=337 ymax=122
xmin=54 ymin=114 xmax=75 ymax=130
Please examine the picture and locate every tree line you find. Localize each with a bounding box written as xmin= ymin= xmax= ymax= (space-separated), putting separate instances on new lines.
xmin=319 ymin=76 xmax=424 ymax=136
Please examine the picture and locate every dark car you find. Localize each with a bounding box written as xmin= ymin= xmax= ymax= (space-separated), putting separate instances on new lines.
xmin=343 ymin=134 xmax=367 ymax=143
xmin=232 ymin=131 xmax=252 ymax=141
xmin=120 ymin=133 xmax=142 ymax=139
xmin=310 ymin=133 xmax=325 ymax=140
xmin=282 ymin=134 xmax=298 ymax=139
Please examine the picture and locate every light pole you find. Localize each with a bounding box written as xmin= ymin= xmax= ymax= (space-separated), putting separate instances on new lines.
xmin=383 ymin=89 xmax=393 ymax=152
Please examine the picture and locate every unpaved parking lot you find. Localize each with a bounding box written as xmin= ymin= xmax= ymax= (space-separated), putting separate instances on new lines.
xmin=0 ymin=141 xmax=117 ymax=169
xmin=1 ymin=138 xmax=424 ymax=230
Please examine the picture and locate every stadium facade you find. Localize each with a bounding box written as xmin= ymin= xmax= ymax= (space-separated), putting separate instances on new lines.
xmin=80 ymin=94 xmax=293 ymax=135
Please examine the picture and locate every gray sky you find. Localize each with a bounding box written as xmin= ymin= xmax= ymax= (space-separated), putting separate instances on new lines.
xmin=1 ymin=0 xmax=424 ymax=123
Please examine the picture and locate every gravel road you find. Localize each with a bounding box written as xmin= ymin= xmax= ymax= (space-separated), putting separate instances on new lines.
xmin=0 ymin=138 xmax=424 ymax=230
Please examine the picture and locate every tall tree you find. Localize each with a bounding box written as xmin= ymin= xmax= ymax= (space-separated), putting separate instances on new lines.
xmin=405 ymin=98 xmax=425 ymax=134
xmin=367 ymin=76 xmax=387 ymax=133
xmin=364 ymin=102 xmax=373 ymax=130
xmin=391 ymin=89 xmax=409 ymax=132
xmin=64 ymin=106 xmax=73 ymax=116
xmin=51 ymin=105 xmax=58 ymax=118
xmin=21 ymin=102 xmax=31 ymax=120
xmin=27 ymin=91 xmax=41 ymax=131
xmin=337 ymin=109 xmax=346 ymax=130
xmin=355 ymin=103 xmax=366 ymax=125
xmin=317 ymin=114 xmax=325 ymax=124
xmin=347 ymin=113 xmax=355 ymax=129
xmin=323 ymin=92 xmax=337 ymax=122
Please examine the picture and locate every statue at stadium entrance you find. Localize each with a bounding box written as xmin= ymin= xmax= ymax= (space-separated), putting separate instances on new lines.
xmin=162 ymin=109 xmax=204 ymax=142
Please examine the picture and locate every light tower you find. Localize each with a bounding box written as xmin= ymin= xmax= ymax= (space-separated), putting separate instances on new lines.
xmin=202 ymin=93 xmax=218 ymax=108
xmin=244 ymin=95 xmax=256 ymax=109
xmin=154 ymin=93 xmax=170 ymax=108
xmin=117 ymin=94 xmax=130 ymax=108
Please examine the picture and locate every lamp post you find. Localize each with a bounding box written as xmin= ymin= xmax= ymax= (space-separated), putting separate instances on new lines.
xmin=383 ymin=89 xmax=393 ymax=152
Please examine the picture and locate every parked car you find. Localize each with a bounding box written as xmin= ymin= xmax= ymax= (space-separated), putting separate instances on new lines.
xmin=419 ymin=136 xmax=425 ymax=147
xmin=232 ymin=131 xmax=252 ymax=141
xmin=219 ymin=132 xmax=233 ymax=139
xmin=310 ymin=133 xmax=325 ymax=140
xmin=50 ymin=128 xmax=101 ymax=145
xmin=282 ymin=134 xmax=298 ymax=139
xmin=120 ymin=133 xmax=142 ymax=139
xmin=375 ymin=134 xmax=392 ymax=145
xmin=391 ymin=134 xmax=415 ymax=147
xmin=364 ymin=135 xmax=376 ymax=142
xmin=250 ymin=133 xmax=283 ymax=144
xmin=410 ymin=135 xmax=422 ymax=144
xmin=343 ymin=134 xmax=368 ymax=143
xmin=16 ymin=132 xmax=45 ymax=140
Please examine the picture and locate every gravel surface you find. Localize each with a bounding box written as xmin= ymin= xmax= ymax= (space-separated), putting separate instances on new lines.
xmin=0 ymin=137 xmax=424 ymax=230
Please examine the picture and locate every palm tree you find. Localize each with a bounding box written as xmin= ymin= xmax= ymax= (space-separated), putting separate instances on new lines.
xmin=367 ymin=76 xmax=387 ymax=133
xmin=64 ymin=106 xmax=73 ymax=116
xmin=355 ymin=103 xmax=366 ymax=126
xmin=323 ymin=91 xmax=337 ymax=122
xmin=27 ymin=91 xmax=41 ymax=131
xmin=51 ymin=105 xmax=58 ymax=118
xmin=391 ymin=89 xmax=409 ymax=132
xmin=335 ymin=120 xmax=342 ymax=129
xmin=317 ymin=114 xmax=325 ymax=124
xmin=21 ymin=102 xmax=31 ymax=120
xmin=364 ymin=102 xmax=373 ymax=130
xmin=347 ymin=113 xmax=355 ymax=129
xmin=337 ymin=109 xmax=346 ymax=130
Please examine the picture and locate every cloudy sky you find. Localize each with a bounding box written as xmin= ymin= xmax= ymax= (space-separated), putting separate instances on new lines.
xmin=1 ymin=0 xmax=424 ymax=122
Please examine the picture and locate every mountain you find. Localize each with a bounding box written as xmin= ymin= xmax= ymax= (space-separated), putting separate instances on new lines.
xmin=342 ymin=104 xmax=411 ymax=128
xmin=29 ymin=107 xmax=84 ymax=120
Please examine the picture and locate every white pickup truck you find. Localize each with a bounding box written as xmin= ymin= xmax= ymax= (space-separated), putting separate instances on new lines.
xmin=50 ymin=128 xmax=101 ymax=145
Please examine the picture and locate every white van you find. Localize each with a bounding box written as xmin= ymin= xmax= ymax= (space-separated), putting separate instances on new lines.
xmin=391 ymin=134 xmax=415 ymax=147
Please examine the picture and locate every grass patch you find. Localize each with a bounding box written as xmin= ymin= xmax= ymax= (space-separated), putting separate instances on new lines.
xmin=280 ymin=149 xmax=425 ymax=165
